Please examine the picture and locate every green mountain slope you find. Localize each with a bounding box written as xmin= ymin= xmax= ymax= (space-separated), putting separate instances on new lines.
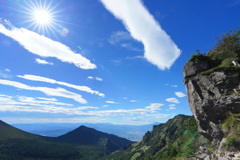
xmin=0 ymin=120 xmax=84 ymax=160
xmin=0 ymin=120 xmax=133 ymax=160
xmin=102 ymin=115 xmax=202 ymax=160
xmin=56 ymin=125 xmax=134 ymax=154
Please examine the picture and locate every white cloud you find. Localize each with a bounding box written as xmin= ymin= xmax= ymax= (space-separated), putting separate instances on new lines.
xmin=102 ymin=105 xmax=109 ymax=108
xmin=106 ymin=101 xmax=118 ymax=104
xmin=2 ymin=117 xmax=107 ymax=124
xmin=17 ymin=96 xmax=73 ymax=106
xmin=169 ymin=106 xmax=176 ymax=110
xmin=0 ymin=69 xmax=12 ymax=79
xmin=88 ymin=76 xmax=103 ymax=81
xmin=145 ymin=103 xmax=164 ymax=111
xmin=0 ymin=20 xmax=96 ymax=69
xmin=130 ymin=100 xmax=138 ymax=102
xmin=100 ymin=0 xmax=181 ymax=70
xmin=0 ymin=79 xmax=87 ymax=103
xmin=166 ymin=98 xmax=180 ymax=104
xmin=37 ymin=97 xmax=58 ymax=102
xmin=5 ymin=69 xmax=11 ymax=72
xmin=35 ymin=58 xmax=53 ymax=65
xmin=88 ymin=76 xmax=94 ymax=79
xmin=120 ymin=43 xmax=142 ymax=52
xmin=165 ymin=84 xmax=178 ymax=87
xmin=109 ymin=31 xmax=132 ymax=44
xmin=96 ymin=77 xmax=103 ymax=81
xmin=169 ymin=104 xmax=176 ymax=107
xmin=175 ymin=92 xmax=186 ymax=98
xmin=17 ymin=74 xmax=104 ymax=97
xmin=0 ymin=95 xmax=170 ymax=122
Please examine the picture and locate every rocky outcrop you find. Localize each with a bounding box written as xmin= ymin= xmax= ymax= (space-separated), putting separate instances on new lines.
xmin=184 ymin=60 xmax=240 ymax=145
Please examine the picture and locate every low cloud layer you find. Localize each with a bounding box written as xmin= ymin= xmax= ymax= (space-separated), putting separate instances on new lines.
xmin=0 ymin=94 xmax=169 ymax=118
xmin=0 ymin=20 xmax=96 ymax=69
xmin=100 ymin=0 xmax=181 ymax=70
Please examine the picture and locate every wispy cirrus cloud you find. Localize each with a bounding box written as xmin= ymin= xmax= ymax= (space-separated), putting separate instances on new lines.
xmin=0 ymin=20 xmax=96 ymax=69
xmin=0 ymin=79 xmax=87 ymax=103
xmin=87 ymin=76 xmax=103 ymax=81
xmin=35 ymin=58 xmax=53 ymax=65
xmin=109 ymin=31 xmax=132 ymax=44
xmin=0 ymin=68 xmax=12 ymax=79
xmin=106 ymin=100 xmax=118 ymax=104
xmin=17 ymin=96 xmax=73 ymax=106
xmin=17 ymin=74 xmax=105 ymax=97
xmin=100 ymin=0 xmax=181 ymax=70
xmin=130 ymin=100 xmax=138 ymax=103
xmin=165 ymin=84 xmax=178 ymax=88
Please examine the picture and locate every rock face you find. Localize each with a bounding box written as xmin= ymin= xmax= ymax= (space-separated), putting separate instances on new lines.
xmin=183 ymin=60 xmax=240 ymax=144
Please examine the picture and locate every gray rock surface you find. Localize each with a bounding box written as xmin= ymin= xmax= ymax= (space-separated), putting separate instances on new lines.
xmin=183 ymin=61 xmax=210 ymax=78
xmin=183 ymin=60 xmax=240 ymax=143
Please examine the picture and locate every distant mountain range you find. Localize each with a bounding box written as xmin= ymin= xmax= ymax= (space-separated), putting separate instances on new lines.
xmin=0 ymin=120 xmax=134 ymax=160
xmin=12 ymin=123 xmax=155 ymax=141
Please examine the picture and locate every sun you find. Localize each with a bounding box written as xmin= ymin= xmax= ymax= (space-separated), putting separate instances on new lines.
xmin=19 ymin=0 xmax=63 ymax=36
xmin=33 ymin=9 xmax=52 ymax=25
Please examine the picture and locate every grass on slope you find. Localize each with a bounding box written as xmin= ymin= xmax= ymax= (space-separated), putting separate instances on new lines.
xmin=102 ymin=115 xmax=202 ymax=160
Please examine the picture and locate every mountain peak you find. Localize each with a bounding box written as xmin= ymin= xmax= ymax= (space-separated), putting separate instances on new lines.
xmin=57 ymin=125 xmax=134 ymax=153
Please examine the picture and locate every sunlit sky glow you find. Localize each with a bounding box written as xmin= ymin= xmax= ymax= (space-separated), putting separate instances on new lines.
xmin=0 ymin=0 xmax=239 ymax=125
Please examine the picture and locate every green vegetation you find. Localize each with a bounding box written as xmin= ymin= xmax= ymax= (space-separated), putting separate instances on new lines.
xmin=0 ymin=120 xmax=133 ymax=160
xmin=102 ymin=115 xmax=203 ymax=160
xmin=189 ymin=50 xmax=210 ymax=63
xmin=189 ymin=27 xmax=240 ymax=75
xmin=222 ymin=114 xmax=240 ymax=151
xmin=209 ymin=28 xmax=240 ymax=60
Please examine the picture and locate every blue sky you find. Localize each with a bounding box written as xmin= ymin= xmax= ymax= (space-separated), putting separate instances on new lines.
xmin=0 ymin=0 xmax=239 ymax=125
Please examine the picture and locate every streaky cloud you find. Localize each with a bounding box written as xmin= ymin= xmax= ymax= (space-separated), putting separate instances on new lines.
xmin=0 ymin=79 xmax=87 ymax=104
xmin=17 ymin=74 xmax=105 ymax=97
xmin=35 ymin=58 xmax=53 ymax=65
xmin=100 ymin=0 xmax=181 ymax=70
xmin=166 ymin=98 xmax=180 ymax=104
xmin=175 ymin=92 xmax=186 ymax=98
xmin=0 ymin=19 xmax=96 ymax=69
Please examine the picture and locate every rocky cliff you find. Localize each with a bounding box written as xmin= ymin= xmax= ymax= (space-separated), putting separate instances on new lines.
xmin=184 ymin=60 xmax=240 ymax=148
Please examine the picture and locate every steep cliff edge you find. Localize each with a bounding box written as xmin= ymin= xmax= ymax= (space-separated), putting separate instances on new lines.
xmin=184 ymin=61 xmax=240 ymax=144
xmin=183 ymin=28 xmax=240 ymax=151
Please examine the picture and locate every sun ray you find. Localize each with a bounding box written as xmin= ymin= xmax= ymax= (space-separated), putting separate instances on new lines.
xmin=15 ymin=0 xmax=65 ymax=38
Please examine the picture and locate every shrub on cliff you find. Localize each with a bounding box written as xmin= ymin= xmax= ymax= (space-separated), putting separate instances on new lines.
xmin=208 ymin=27 xmax=240 ymax=61
xmin=189 ymin=52 xmax=209 ymax=63
xmin=189 ymin=27 xmax=240 ymax=75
